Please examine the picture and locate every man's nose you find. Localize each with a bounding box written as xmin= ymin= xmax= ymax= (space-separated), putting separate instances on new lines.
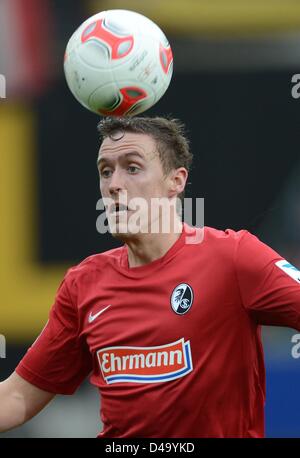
xmin=108 ymin=169 xmax=124 ymax=195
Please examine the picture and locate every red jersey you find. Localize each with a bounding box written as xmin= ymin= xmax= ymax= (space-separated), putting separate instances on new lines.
xmin=16 ymin=224 xmax=300 ymax=437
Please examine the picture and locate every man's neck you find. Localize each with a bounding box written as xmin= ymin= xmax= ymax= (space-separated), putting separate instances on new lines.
xmin=125 ymin=220 xmax=183 ymax=268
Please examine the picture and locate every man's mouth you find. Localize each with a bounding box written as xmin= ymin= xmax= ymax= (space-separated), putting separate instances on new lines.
xmin=110 ymin=203 xmax=130 ymax=213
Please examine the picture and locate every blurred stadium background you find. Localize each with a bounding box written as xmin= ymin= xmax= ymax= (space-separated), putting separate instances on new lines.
xmin=1 ymin=0 xmax=300 ymax=437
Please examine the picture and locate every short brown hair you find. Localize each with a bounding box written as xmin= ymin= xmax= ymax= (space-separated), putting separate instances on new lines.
xmin=97 ymin=116 xmax=193 ymax=200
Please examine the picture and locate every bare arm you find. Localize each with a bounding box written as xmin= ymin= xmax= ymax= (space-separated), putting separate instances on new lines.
xmin=0 ymin=371 xmax=55 ymax=432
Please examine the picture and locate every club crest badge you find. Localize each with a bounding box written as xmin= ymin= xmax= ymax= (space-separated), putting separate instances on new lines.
xmin=171 ymin=283 xmax=193 ymax=315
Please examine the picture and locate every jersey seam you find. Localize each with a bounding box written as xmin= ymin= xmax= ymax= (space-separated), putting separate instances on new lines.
xmin=64 ymin=273 xmax=81 ymax=336
xmin=16 ymin=363 xmax=75 ymax=394
xmin=233 ymin=231 xmax=254 ymax=319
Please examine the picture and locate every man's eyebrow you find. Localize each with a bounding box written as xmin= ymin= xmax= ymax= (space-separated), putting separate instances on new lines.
xmin=97 ymin=151 xmax=145 ymax=166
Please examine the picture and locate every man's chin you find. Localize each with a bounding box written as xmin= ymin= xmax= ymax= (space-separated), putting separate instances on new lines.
xmin=109 ymin=222 xmax=134 ymax=238
xmin=111 ymin=231 xmax=131 ymax=242
xmin=109 ymin=221 xmax=147 ymax=241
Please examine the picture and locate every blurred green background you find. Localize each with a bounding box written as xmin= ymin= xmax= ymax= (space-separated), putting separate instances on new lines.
xmin=0 ymin=0 xmax=300 ymax=437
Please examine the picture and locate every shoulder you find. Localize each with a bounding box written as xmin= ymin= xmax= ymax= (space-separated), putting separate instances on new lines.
xmin=63 ymin=246 xmax=124 ymax=286
xmin=202 ymin=226 xmax=268 ymax=258
xmin=182 ymin=224 xmax=255 ymax=264
xmin=202 ymin=226 xmax=283 ymax=270
xmin=199 ymin=226 xmax=279 ymax=272
xmin=200 ymin=226 xmax=252 ymax=254
xmin=204 ymin=226 xmax=249 ymax=243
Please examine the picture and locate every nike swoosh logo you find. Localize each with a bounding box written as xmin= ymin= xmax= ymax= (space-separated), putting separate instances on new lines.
xmin=88 ymin=305 xmax=111 ymax=323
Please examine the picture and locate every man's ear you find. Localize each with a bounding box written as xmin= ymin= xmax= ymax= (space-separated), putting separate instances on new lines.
xmin=168 ymin=168 xmax=188 ymax=197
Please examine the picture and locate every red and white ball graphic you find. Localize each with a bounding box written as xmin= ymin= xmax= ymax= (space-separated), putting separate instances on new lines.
xmin=64 ymin=10 xmax=173 ymax=116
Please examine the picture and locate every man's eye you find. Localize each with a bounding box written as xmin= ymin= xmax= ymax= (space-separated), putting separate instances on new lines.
xmin=101 ymin=169 xmax=112 ymax=178
xmin=128 ymin=166 xmax=140 ymax=174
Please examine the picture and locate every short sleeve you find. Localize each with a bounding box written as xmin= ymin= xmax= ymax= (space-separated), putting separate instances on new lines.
xmin=15 ymin=275 xmax=93 ymax=394
xmin=235 ymin=231 xmax=300 ymax=330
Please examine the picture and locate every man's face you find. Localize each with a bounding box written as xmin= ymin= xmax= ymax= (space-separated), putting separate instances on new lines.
xmin=98 ymin=131 xmax=180 ymax=237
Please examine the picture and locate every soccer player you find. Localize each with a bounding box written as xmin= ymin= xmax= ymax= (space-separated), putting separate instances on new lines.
xmin=1 ymin=117 xmax=300 ymax=437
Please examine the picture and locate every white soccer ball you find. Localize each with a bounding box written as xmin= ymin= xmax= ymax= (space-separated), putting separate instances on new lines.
xmin=64 ymin=9 xmax=173 ymax=116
